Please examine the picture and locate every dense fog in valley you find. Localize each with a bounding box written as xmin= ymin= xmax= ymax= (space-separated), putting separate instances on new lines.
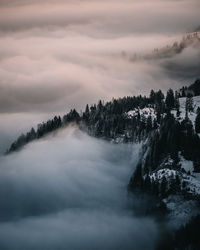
xmin=0 ymin=127 xmax=158 ymax=249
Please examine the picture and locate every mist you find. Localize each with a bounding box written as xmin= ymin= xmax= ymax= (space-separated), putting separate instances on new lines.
xmin=0 ymin=126 xmax=158 ymax=250
xmin=0 ymin=0 xmax=199 ymax=154
xmin=0 ymin=0 xmax=199 ymax=115
xmin=0 ymin=1 xmax=199 ymax=248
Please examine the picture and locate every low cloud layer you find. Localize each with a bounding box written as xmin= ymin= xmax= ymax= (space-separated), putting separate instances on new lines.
xmin=0 ymin=0 xmax=199 ymax=35
xmin=0 ymin=127 xmax=158 ymax=249
xmin=0 ymin=0 xmax=199 ymax=115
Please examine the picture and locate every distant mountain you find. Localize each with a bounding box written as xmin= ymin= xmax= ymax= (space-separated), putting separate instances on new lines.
xmin=7 ymin=79 xmax=200 ymax=153
xmin=148 ymin=32 xmax=200 ymax=60
xmin=128 ymin=32 xmax=200 ymax=62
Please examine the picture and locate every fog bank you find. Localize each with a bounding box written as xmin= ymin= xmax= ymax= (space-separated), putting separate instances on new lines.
xmin=0 ymin=0 xmax=199 ymax=115
xmin=0 ymin=127 xmax=158 ymax=250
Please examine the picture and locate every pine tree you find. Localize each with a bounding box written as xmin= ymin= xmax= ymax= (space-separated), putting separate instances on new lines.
xmin=146 ymin=115 xmax=152 ymax=132
xmin=193 ymin=159 xmax=200 ymax=173
xmin=160 ymin=176 xmax=167 ymax=198
xmin=169 ymin=175 xmax=181 ymax=194
xmin=83 ymin=104 xmax=90 ymax=123
xmin=156 ymin=90 xmax=165 ymax=105
xmin=152 ymin=179 xmax=159 ymax=196
xmin=185 ymin=96 xmax=194 ymax=113
xmin=175 ymin=175 xmax=181 ymax=192
xmin=175 ymin=98 xmax=180 ymax=117
xmin=156 ymin=110 xmax=161 ymax=124
xmin=182 ymin=87 xmax=186 ymax=97
xmin=165 ymin=89 xmax=175 ymax=110
xmin=97 ymin=100 xmax=103 ymax=112
xmin=153 ymin=119 xmax=158 ymax=129
xmin=150 ymin=90 xmax=156 ymax=103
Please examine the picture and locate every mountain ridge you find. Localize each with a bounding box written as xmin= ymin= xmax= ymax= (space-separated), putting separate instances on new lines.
xmin=6 ymin=78 xmax=200 ymax=249
xmin=6 ymin=79 xmax=200 ymax=152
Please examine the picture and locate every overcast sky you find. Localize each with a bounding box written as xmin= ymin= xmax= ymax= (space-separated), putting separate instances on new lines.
xmin=0 ymin=0 xmax=200 ymax=150
xmin=0 ymin=1 xmax=199 ymax=248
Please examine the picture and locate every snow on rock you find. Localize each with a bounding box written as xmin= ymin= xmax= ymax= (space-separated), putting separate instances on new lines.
xmin=111 ymin=136 xmax=124 ymax=144
xmin=193 ymin=173 xmax=200 ymax=181
xmin=164 ymin=195 xmax=199 ymax=228
xmin=179 ymin=154 xmax=193 ymax=173
xmin=179 ymin=95 xmax=200 ymax=114
xmin=149 ymin=167 xmax=200 ymax=227
xmin=126 ymin=107 xmax=156 ymax=120
xmin=183 ymin=174 xmax=200 ymax=195
xmin=172 ymin=95 xmax=200 ymax=128
xmin=149 ymin=168 xmax=178 ymax=183
xmin=149 ymin=167 xmax=200 ymax=196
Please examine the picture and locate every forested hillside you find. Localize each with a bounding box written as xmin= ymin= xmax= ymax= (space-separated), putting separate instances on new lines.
xmin=7 ymin=89 xmax=165 ymax=152
xmin=6 ymin=79 xmax=200 ymax=249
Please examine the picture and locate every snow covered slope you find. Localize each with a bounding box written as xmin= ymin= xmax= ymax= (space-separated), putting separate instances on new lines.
xmin=139 ymin=95 xmax=200 ymax=225
xmin=171 ymin=95 xmax=200 ymax=128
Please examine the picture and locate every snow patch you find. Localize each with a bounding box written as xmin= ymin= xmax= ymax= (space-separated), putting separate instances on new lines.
xmin=179 ymin=154 xmax=193 ymax=173
xmin=150 ymin=168 xmax=177 ymax=182
xmin=126 ymin=107 xmax=156 ymax=120
xmin=164 ymin=195 xmax=199 ymax=228
xmin=172 ymin=95 xmax=200 ymax=128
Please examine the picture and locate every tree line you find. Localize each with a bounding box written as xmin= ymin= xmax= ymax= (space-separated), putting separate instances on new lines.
xmin=7 ymin=80 xmax=200 ymax=157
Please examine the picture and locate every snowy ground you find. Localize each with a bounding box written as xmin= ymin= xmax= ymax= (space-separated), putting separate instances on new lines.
xmin=171 ymin=95 xmax=200 ymax=129
xmin=126 ymin=96 xmax=200 ymax=131
xmin=164 ymin=195 xmax=199 ymax=228
xmin=126 ymin=96 xmax=200 ymax=227
xmin=126 ymin=107 xmax=156 ymax=121
xmin=179 ymin=154 xmax=193 ymax=173
xmin=149 ymin=167 xmax=200 ymax=227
